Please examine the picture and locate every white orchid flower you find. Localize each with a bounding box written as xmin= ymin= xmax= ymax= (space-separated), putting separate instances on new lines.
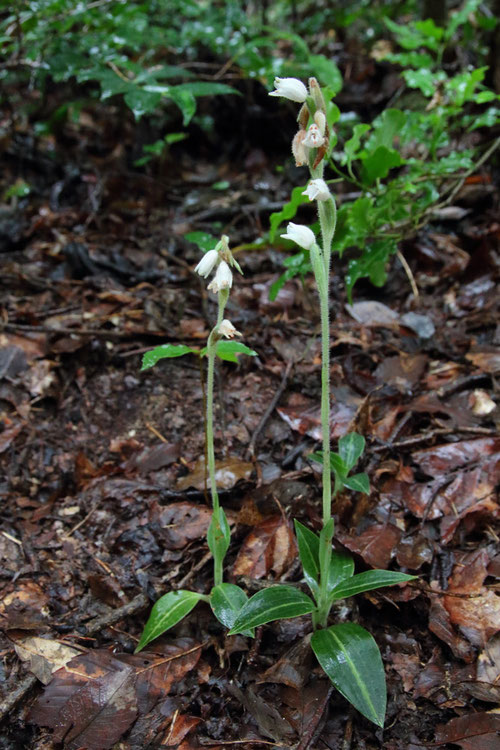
xmin=269 ymin=77 xmax=308 ymax=103
xmin=303 ymin=179 xmax=331 ymax=202
xmin=218 ymin=320 xmax=242 ymax=339
xmin=280 ymin=222 xmax=316 ymax=250
xmin=194 ymin=249 xmax=219 ymax=278
xmin=207 ymin=261 xmax=233 ymax=292
xmin=302 ymin=123 xmax=325 ymax=149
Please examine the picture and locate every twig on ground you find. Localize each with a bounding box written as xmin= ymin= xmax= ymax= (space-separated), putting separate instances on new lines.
xmin=247 ymin=361 xmax=293 ymax=458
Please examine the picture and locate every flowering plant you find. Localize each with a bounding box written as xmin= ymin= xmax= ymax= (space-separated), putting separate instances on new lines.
xmin=135 ymin=78 xmax=415 ymax=730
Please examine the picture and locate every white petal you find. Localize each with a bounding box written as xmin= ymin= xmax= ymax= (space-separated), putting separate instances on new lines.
xmin=269 ymin=77 xmax=308 ymax=103
xmin=207 ymin=261 xmax=233 ymax=292
xmin=194 ymin=249 xmax=219 ymax=278
xmin=303 ymin=179 xmax=330 ymax=202
xmin=280 ymin=222 xmax=316 ymax=250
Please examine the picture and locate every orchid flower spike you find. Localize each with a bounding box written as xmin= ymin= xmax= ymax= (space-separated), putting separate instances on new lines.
xmin=269 ymin=77 xmax=308 ymax=103
xmin=207 ymin=260 xmax=233 ymax=293
xmin=194 ymin=249 xmax=219 ymax=278
xmin=303 ymin=179 xmax=331 ymax=202
xmin=281 ymin=222 xmax=316 ymax=250
xmin=218 ymin=320 xmax=242 ymax=339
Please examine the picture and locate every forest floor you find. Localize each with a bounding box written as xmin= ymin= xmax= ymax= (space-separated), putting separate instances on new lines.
xmin=0 ymin=68 xmax=499 ymax=750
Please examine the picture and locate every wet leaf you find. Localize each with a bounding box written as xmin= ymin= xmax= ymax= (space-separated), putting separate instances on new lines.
xmin=210 ymin=583 xmax=250 ymax=632
xmin=229 ymin=586 xmax=315 ymax=634
xmin=294 ymin=520 xmax=320 ymax=597
xmin=311 ymin=623 xmax=386 ymax=727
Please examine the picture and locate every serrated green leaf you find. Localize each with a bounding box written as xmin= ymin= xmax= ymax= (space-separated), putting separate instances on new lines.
xmin=311 ymin=623 xmax=386 ymax=727
xmin=215 ymin=341 xmax=257 ymax=363
xmin=210 ymin=583 xmax=253 ymax=636
xmin=343 ymin=473 xmax=370 ymax=494
xmin=345 ymin=239 xmax=398 ymax=302
xmin=361 ymin=146 xmax=403 ymax=185
xmin=294 ymin=520 xmax=320 ymax=598
xmin=229 ymin=586 xmax=315 ymax=635
xmin=135 ymin=590 xmax=202 ymax=652
xmin=141 ymin=344 xmax=196 ymax=370
xmin=338 ymin=433 xmax=365 ymax=471
xmin=330 ymin=570 xmax=416 ymax=601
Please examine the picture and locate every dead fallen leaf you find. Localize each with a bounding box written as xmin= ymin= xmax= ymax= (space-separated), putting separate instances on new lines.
xmin=0 ymin=581 xmax=50 ymax=630
xmin=337 ymin=523 xmax=402 ymax=569
xmin=156 ymin=502 xmax=213 ymax=550
xmin=443 ymin=550 xmax=500 ymax=647
xmin=176 ymin=457 xmax=253 ymax=491
xmin=435 ymin=712 xmax=500 ymax=750
xmin=412 ymin=437 xmax=500 ymax=478
xmin=29 ymin=638 xmax=201 ymax=750
xmin=14 ymin=636 xmax=82 ymax=684
xmin=232 ymin=515 xmax=297 ymax=580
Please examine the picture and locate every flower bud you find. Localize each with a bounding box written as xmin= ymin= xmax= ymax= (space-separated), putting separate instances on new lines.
xmin=303 ymin=178 xmax=331 ymax=202
xmin=292 ymin=129 xmax=309 ymax=167
xmin=219 ymin=320 xmax=242 ymax=339
xmin=194 ymin=249 xmax=219 ymax=278
xmin=314 ymin=110 xmax=326 ymax=135
xmin=269 ymin=77 xmax=308 ymax=103
xmin=207 ymin=261 xmax=233 ymax=292
xmin=280 ymin=222 xmax=316 ymax=250
xmin=302 ymin=124 xmax=325 ymax=149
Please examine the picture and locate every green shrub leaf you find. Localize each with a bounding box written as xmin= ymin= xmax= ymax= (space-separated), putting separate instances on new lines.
xmin=229 ymin=586 xmax=315 ymax=634
xmin=311 ymin=623 xmax=386 ymax=727
xmin=135 ymin=590 xmax=202 ymax=652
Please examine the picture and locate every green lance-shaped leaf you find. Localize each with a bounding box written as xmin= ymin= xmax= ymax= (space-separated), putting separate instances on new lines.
xmin=294 ymin=520 xmax=320 ymax=598
xmin=311 ymin=623 xmax=387 ymax=727
xmin=329 ymin=570 xmax=416 ymax=601
xmin=338 ymin=433 xmax=365 ymax=472
xmin=343 ymin=472 xmax=370 ymax=494
xmin=327 ymin=552 xmax=355 ymax=594
xmin=135 ymin=590 xmax=202 ymax=652
xmin=228 ymin=586 xmax=315 ymax=635
xmin=210 ymin=583 xmax=254 ymax=637
xmin=141 ymin=344 xmax=196 ymax=371
xmin=207 ymin=506 xmax=231 ymax=565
